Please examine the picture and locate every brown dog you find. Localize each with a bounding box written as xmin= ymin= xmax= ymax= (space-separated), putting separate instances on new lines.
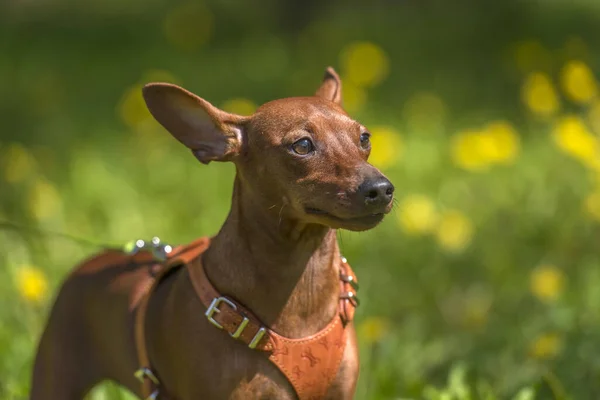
xmin=30 ymin=67 xmax=394 ymax=400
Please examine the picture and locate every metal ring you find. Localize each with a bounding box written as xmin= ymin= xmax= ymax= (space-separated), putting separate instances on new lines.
xmin=340 ymin=291 xmax=360 ymax=307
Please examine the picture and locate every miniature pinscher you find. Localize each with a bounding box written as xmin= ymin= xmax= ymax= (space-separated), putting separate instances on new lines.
xmin=30 ymin=67 xmax=394 ymax=399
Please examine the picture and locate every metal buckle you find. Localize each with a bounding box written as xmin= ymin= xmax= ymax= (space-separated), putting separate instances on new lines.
xmin=205 ymin=297 xmax=267 ymax=349
xmin=205 ymin=297 xmax=237 ymax=329
xmin=134 ymin=367 xmax=160 ymax=385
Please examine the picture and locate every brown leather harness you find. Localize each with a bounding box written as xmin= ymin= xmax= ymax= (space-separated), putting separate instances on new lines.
xmin=133 ymin=237 xmax=359 ymax=400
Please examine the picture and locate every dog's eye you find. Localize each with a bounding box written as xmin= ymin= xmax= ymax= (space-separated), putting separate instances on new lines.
xmin=360 ymin=133 xmax=371 ymax=149
xmin=292 ymin=138 xmax=314 ymax=155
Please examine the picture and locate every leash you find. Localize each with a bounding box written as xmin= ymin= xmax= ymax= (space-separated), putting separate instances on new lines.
xmin=0 ymin=220 xmax=118 ymax=249
xmin=0 ymin=220 xmax=172 ymax=259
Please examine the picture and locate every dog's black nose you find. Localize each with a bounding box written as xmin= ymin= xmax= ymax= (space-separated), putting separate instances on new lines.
xmin=361 ymin=176 xmax=394 ymax=208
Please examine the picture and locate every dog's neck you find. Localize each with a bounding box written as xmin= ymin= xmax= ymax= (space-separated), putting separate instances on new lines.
xmin=200 ymin=176 xmax=341 ymax=337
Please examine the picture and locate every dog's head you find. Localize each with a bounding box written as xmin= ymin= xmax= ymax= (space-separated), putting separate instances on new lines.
xmin=143 ymin=68 xmax=395 ymax=232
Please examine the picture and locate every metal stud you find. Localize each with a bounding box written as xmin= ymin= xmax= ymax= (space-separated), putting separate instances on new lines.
xmin=340 ymin=274 xmax=359 ymax=291
xmin=124 ymin=237 xmax=173 ymax=262
xmin=341 ymin=291 xmax=360 ymax=307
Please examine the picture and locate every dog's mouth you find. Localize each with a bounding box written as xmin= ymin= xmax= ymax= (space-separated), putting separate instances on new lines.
xmin=304 ymin=207 xmax=386 ymax=228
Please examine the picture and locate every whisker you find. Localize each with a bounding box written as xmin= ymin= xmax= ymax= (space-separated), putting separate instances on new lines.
xmin=278 ymin=203 xmax=286 ymax=228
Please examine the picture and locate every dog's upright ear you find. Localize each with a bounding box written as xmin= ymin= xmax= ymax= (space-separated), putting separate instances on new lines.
xmin=142 ymin=83 xmax=248 ymax=164
xmin=315 ymin=67 xmax=342 ymax=105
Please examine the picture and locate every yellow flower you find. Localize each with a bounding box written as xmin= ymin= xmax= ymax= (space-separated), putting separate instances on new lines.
xmin=529 ymin=333 xmax=562 ymax=359
xmin=2 ymin=143 xmax=36 ymax=183
xmin=435 ymin=210 xmax=474 ymax=252
xmin=220 ymin=98 xmax=257 ymax=116
xmin=481 ymin=121 xmax=520 ymax=164
xmin=29 ymin=179 xmax=62 ymax=221
xmin=530 ymin=265 xmax=565 ymax=302
xmin=521 ymin=72 xmax=560 ymax=117
xmin=584 ymin=191 xmax=600 ymax=221
xmin=358 ymin=316 xmax=389 ymax=344
xmin=450 ymin=125 xmax=519 ymax=171
xmin=118 ymin=84 xmax=152 ymax=129
xmin=163 ymin=2 xmax=213 ymax=52
xmin=340 ymin=41 xmax=390 ymax=88
xmin=368 ymin=126 xmax=402 ymax=170
xmin=341 ymin=80 xmax=367 ymax=113
xmin=552 ymin=115 xmax=599 ymax=166
xmin=397 ymin=195 xmax=438 ymax=235
xmin=450 ymin=130 xmax=490 ymax=171
xmin=402 ymin=92 xmax=447 ymax=133
xmin=560 ymin=60 xmax=598 ymax=104
xmin=15 ymin=266 xmax=48 ymax=304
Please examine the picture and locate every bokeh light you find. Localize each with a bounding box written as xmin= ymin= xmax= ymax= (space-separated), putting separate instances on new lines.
xmin=481 ymin=120 xmax=520 ymax=165
xmin=583 ymin=191 xmax=600 ymax=221
xmin=521 ymin=72 xmax=560 ymax=117
xmin=552 ymin=115 xmax=599 ymax=167
xmin=28 ymin=179 xmax=62 ymax=221
xmin=434 ymin=210 xmax=474 ymax=253
xmin=358 ymin=316 xmax=389 ymax=344
xmin=529 ymin=333 xmax=562 ymax=360
xmin=340 ymin=80 xmax=367 ymax=113
xmin=117 ymin=83 xmax=152 ymax=130
xmin=14 ymin=266 xmax=48 ymax=304
xmin=450 ymin=122 xmax=519 ymax=172
xmin=368 ymin=126 xmax=402 ymax=170
xmin=397 ymin=194 xmax=438 ymax=235
xmin=340 ymin=41 xmax=390 ymax=88
xmin=2 ymin=143 xmax=35 ymax=183
xmin=560 ymin=60 xmax=598 ymax=104
xmin=530 ymin=265 xmax=565 ymax=303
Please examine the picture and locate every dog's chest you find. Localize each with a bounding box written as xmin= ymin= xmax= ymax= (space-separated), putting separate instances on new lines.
xmin=149 ymin=321 xmax=358 ymax=399
xmin=145 ymin=273 xmax=359 ymax=400
xmin=169 ymin=330 xmax=357 ymax=400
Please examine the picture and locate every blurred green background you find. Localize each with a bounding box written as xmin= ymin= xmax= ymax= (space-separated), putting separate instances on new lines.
xmin=2 ymin=0 xmax=600 ymax=399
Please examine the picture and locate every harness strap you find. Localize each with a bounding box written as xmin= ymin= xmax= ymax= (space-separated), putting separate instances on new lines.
xmin=134 ymin=237 xmax=210 ymax=399
xmin=134 ymin=237 xmax=358 ymax=400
